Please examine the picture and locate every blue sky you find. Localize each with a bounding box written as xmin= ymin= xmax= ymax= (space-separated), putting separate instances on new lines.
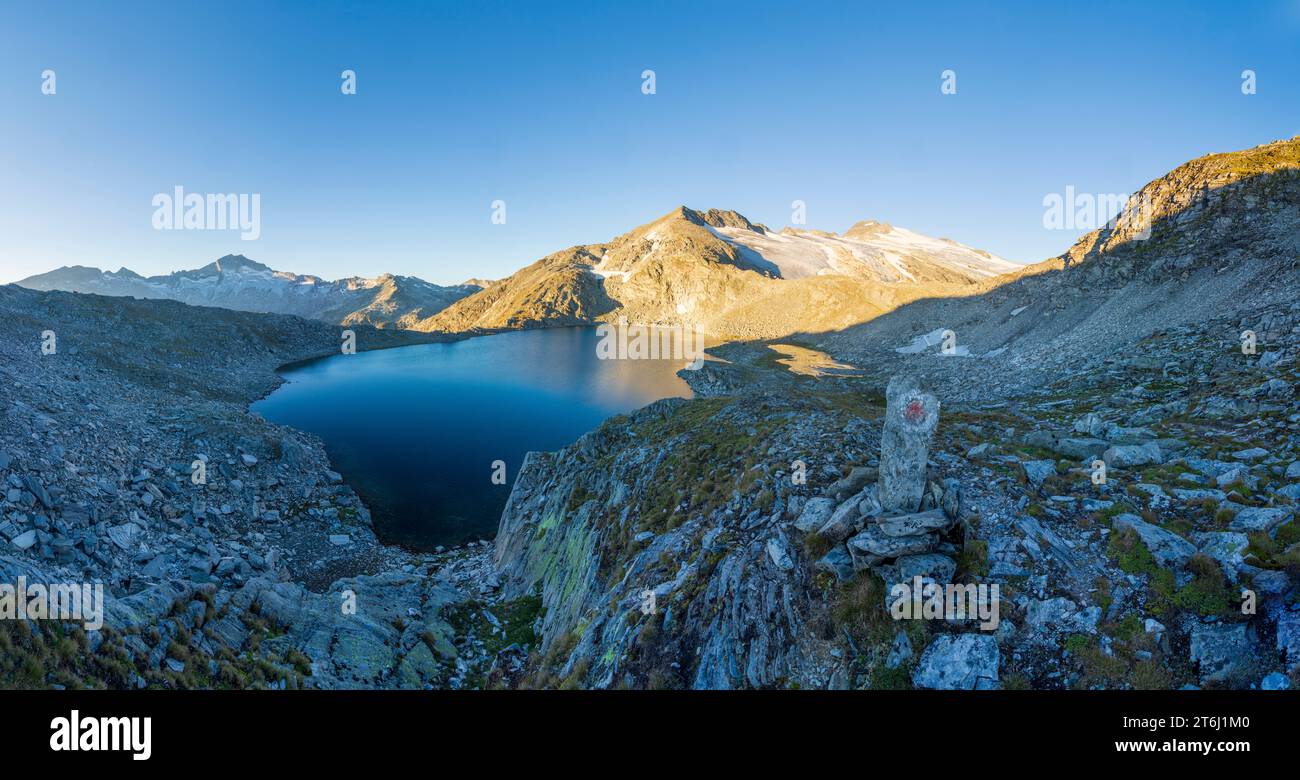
xmin=2 ymin=0 xmax=1298 ymax=285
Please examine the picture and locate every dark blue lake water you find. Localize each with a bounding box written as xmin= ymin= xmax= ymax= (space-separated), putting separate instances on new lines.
xmin=251 ymin=327 xmax=692 ymax=550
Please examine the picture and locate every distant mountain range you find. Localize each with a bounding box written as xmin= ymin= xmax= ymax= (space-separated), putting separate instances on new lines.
xmin=410 ymin=207 xmax=1017 ymax=340
xmin=16 ymin=255 xmax=483 ymax=329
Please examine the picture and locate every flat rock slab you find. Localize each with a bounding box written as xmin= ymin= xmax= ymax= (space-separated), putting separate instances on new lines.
xmin=1229 ymin=507 xmax=1293 ymax=534
xmin=875 ymin=508 xmax=951 ymax=538
xmin=846 ymin=526 xmax=935 ymax=569
xmin=1103 ymin=443 xmax=1163 ymax=468
xmin=107 ymin=523 xmax=139 ymax=551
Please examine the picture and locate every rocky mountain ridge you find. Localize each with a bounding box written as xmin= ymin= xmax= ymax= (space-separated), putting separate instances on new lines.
xmin=412 ymin=206 xmax=1017 ymax=341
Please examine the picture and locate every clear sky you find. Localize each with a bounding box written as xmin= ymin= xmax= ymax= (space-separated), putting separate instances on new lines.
xmin=2 ymin=0 xmax=1298 ymax=285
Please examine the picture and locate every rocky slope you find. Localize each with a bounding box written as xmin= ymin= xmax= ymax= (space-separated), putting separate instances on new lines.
xmin=805 ymin=136 xmax=1300 ymax=375
xmin=412 ymin=207 xmax=1015 ymax=341
xmin=488 ymin=297 xmax=1300 ymax=690
xmin=16 ymin=255 xmax=481 ymax=329
xmin=0 ymin=286 xmax=521 ymax=689
xmin=482 ymin=137 xmax=1300 ymax=689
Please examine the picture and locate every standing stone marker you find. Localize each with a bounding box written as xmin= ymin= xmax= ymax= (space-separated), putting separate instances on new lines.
xmin=878 ymin=375 xmax=940 ymax=514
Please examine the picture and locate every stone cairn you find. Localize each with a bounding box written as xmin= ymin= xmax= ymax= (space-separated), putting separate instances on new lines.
xmin=795 ymin=375 xmax=965 ymax=588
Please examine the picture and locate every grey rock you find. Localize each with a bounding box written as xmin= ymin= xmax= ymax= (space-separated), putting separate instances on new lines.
xmin=1026 ymin=597 xmax=1101 ymax=638
xmin=816 ymin=492 xmax=866 ymax=541
xmin=22 ymin=475 xmax=54 ymax=509
xmin=1024 ymin=430 xmax=1109 ymax=460
xmin=846 ymin=526 xmax=935 ymax=569
xmin=793 ymin=497 xmax=836 ymax=533
xmin=1173 ymin=488 xmax=1226 ymax=502
xmin=885 ymin=631 xmax=913 ymax=669
xmin=765 ymin=535 xmax=795 ymax=571
xmin=1189 ymin=622 xmax=1255 ymax=685
xmin=826 ymin=466 xmax=876 ymax=500
xmin=106 ymin=523 xmax=138 ymax=551
xmin=1112 ymin=514 xmax=1196 ymax=569
xmin=1252 ymin=569 xmax=1289 ymax=595
xmin=1191 ymin=532 xmax=1249 ymax=581
xmin=10 ymin=529 xmax=36 ymax=550
xmin=875 ymin=508 xmax=951 ymax=537
xmin=814 ymin=546 xmax=855 ymax=582
xmin=1102 ymin=443 xmax=1163 ymax=468
xmin=1260 ymin=672 xmax=1290 ymax=690
xmin=878 ymin=375 xmax=939 ymax=514
xmin=1073 ymin=412 xmax=1106 ymax=437
xmin=893 ymin=553 xmax=956 ymax=585
xmin=1229 ymin=507 xmax=1293 ymax=534
xmin=912 ymin=634 xmax=999 ymax=690
xmin=1022 ymin=459 xmax=1056 ymax=488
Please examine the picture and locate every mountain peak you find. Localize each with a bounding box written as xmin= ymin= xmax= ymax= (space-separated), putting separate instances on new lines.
xmin=842 ymin=220 xmax=894 ymax=240
xmin=212 ymin=254 xmax=270 ymax=273
xmin=672 ymin=206 xmax=765 ymax=233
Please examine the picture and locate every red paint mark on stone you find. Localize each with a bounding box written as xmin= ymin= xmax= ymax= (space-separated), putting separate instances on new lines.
xmin=904 ymin=399 xmax=925 ymax=424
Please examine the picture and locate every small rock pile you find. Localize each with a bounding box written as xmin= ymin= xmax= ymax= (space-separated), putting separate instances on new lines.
xmin=796 ymin=375 xmax=967 ymax=595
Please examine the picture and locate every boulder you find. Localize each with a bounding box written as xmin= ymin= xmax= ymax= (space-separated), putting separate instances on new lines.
xmin=1229 ymin=507 xmax=1293 ymax=534
xmin=816 ymin=492 xmax=867 ymax=541
xmin=1021 ymin=459 xmax=1056 ymax=488
xmin=1111 ymin=514 xmax=1196 ymax=569
xmin=793 ymin=497 xmax=836 ymax=532
xmin=1190 ymin=532 xmax=1249 ymax=581
xmin=893 ymin=553 xmax=956 ymax=585
xmin=1102 ymin=443 xmax=1163 ymax=468
xmin=826 ymin=466 xmax=877 ymax=500
xmin=885 ymin=631 xmax=913 ymax=669
xmin=765 ymin=535 xmax=795 ymax=571
xmin=1025 ymin=430 xmax=1108 ymax=460
xmin=10 ymin=529 xmax=36 ymax=550
xmin=1189 ymin=622 xmax=1255 ymax=685
xmin=912 ymin=634 xmax=1000 ymax=690
xmin=1073 ymin=412 xmax=1106 ymax=437
xmin=814 ymin=546 xmax=855 ymax=582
